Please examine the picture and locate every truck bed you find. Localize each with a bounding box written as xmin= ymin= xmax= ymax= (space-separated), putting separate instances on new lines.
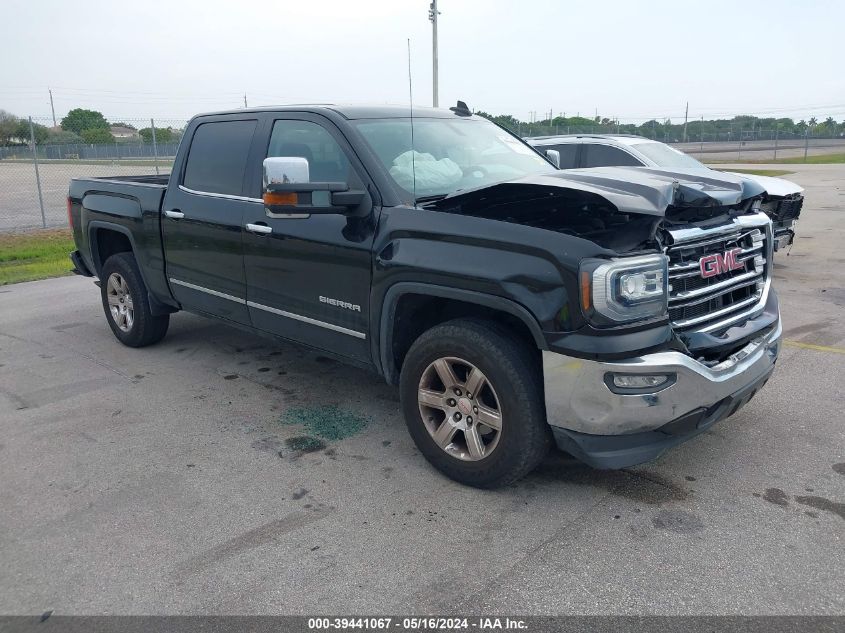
xmin=85 ymin=173 xmax=171 ymax=186
xmin=69 ymin=175 xmax=169 ymax=218
xmin=68 ymin=175 xmax=171 ymax=295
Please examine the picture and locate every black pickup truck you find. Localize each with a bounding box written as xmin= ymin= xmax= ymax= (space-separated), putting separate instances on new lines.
xmin=68 ymin=103 xmax=782 ymax=488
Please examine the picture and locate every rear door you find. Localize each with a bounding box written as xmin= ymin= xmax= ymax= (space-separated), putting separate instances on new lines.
xmin=161 ymin=116 xmax=259 ymax=324
xmin=241 ymin=114 xmax=376 ymax=362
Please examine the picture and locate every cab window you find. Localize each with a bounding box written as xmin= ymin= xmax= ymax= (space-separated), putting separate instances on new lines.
xmin=581 ymin=144 xmax=643 ymax=168
xmin=267 ymin=120 xmax=361 ymax=186
xmin=183 ymin=120 xmax=257 ymax=196
xmin=543 ymin=144 xmax=578 ymax=169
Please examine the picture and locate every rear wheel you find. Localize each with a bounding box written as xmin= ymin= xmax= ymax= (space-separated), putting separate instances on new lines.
xmin=400 ymin=318 xmax=551 ymax=488
xmin=100 ymin=252 xmax=169 ymax=347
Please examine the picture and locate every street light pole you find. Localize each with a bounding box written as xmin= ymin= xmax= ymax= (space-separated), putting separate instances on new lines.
xmin=429 ymin=0 xmax=440 ymax=107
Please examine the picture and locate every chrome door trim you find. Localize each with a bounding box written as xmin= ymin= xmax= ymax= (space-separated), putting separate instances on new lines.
xmin=246 ymin=300 xmax=366 ymax=339
xmin=168 ymin=278 xmax=246 ymax=304
xmin=178 ymin=185 xmax=263 ymax=204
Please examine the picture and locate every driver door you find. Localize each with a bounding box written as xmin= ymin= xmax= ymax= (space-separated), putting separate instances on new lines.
xmin=242 ymin=114 xmax=376 ymax=362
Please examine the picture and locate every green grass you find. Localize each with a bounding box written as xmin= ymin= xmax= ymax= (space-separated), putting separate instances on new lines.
xmin=715 ymin=168 xmax=795 ymax=177
xmin=0 ymin=229 xmax=76 ymax=285
xmin=706 ymin=152 xmax=845 ymax=165
xmin=767 ymin=153 xmax=845 ymax=164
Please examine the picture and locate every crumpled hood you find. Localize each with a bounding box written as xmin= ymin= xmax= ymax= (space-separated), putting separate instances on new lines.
xmin=432 ymin=166 xmax=766 ymax=217
xmin=724 ymin=171 xmax=804 ymax=198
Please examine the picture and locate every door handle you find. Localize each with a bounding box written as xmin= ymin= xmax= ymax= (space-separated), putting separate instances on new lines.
xmin=246 ymin=222 xmax=273 ymax=235
xmin=164 ymin=209 xmax=185 ymax=219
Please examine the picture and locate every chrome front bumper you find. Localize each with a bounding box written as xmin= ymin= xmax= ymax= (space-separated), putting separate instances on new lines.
xmin=543 ymin=316 xmax=782 ymax=437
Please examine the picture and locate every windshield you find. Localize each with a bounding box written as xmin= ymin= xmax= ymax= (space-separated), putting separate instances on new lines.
xmin=353 ymin=117 xmax=554 ymax=200
xmin=630 ymin=141 xmax=706 ymax=169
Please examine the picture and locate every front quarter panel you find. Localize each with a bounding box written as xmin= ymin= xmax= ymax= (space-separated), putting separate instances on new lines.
xmin=371 ymin=206 xmax=600 ymax=334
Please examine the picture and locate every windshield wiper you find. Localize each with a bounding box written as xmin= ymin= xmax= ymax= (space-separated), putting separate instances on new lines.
xmin=414 ymin=193 xmax=449 ymax=206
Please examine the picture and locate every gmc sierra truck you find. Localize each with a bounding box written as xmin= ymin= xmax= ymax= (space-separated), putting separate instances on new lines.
xmin=68 ymin=103 xmax=782 ymax=488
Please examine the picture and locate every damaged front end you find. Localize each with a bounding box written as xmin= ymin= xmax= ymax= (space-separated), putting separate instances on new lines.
xmin=425 ymin=166 xmax=774 ymax=363
xmin=425 ymin=166 xmax=782 ymax=467
xmin=725 ymin=171 xmax=804 ymax=252
xmin=761 ymin=192 xmax=803 ymax=251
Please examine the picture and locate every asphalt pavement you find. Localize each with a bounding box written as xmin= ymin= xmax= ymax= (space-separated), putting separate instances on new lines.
xmin=0 ymin=165 xmax=843 ymax=615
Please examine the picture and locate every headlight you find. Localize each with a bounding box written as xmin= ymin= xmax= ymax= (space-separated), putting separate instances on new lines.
xmin=580 ymin=254 xmax=668 ymax=324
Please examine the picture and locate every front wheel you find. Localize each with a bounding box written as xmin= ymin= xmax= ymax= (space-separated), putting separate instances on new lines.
xmin=100 ymin=252 xmax=169 ymax=347
xmin=400 ymin=319 xmax=551 ymax=488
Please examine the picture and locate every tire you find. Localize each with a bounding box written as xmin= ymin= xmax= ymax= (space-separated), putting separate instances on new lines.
xmin=400 ymin=318 xmax=552 ymax=488
xmin=100 ymin=252 xmax=169 ymax=347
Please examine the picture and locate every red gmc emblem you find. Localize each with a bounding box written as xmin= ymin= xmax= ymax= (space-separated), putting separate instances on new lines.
xmin=699 ymin=248 xmax=744 ymax=278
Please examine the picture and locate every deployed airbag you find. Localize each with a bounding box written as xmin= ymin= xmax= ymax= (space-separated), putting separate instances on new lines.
xmin=390 ymin=150 xmax=463 ymax=192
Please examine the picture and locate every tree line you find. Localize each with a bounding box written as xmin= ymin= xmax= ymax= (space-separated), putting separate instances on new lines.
xmin=0 ymin=108 xmax=182 ymax=146
xmin=475 ymin=111 xmax=845 ymax=141
xmin=4 ymin=106 xmax=843 ymax=147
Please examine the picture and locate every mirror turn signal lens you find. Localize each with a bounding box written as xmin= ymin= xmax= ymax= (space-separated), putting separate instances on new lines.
xmin=263 ymin=191 xmax=298 ymax=206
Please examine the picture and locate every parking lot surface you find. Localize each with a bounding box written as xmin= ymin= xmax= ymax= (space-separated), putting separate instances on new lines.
xmin=0 ymin=162 xmax=160 ymax=231
xmin=1 ymin=164 xmax=843 ymax=615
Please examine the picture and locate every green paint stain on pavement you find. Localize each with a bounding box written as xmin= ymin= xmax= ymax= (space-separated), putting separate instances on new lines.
xmin=285 ymin=436 xmax=326 ymax=453
xmin=280 ymin=405 xmax=370 ymax=440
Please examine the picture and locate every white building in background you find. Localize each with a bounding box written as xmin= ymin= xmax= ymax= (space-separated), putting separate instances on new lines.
xmin=109 ymin=125 xmax=139 ymax=139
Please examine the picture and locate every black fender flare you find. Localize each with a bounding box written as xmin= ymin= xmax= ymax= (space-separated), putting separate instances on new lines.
xmin=375 ymin=282 xmax=547 ymax=384
xmin=87 ymin=221 xmax=176 ymax=317
xmin=87 ymin=221 xmax=140 ymax=278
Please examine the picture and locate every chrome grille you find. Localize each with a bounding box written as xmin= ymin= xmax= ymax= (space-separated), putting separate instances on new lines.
xmin=666 ymin=214 xmax=771 ymax=334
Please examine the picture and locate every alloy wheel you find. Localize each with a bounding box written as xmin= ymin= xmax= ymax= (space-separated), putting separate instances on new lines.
xmin=106 ymin=272 xmax=134 ymax=332
xmin=417 ymin=356 xmax=503 ymax=461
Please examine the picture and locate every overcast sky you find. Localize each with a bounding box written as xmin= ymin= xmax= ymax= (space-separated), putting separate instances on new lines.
xmin=3 ymin=0 xmax=843 ymax=125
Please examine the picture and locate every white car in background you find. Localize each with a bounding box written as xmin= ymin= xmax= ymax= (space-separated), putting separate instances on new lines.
xmin=527 ymin=134 xmax=803 ymax=250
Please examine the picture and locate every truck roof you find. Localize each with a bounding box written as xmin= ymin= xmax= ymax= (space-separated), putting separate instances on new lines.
xmin=527 ymin=134 xmax=651 ymax=146
xmin=193 ymin=104 xmax=475 ymax=120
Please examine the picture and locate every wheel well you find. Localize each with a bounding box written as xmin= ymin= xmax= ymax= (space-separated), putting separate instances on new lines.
xmin=93 ymin=229 xmax=132 ymax=275
xmin=387 ymin=293 xmax=540 ymax=384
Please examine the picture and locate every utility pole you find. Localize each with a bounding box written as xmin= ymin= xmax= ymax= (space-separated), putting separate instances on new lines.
xmin=700 ymin=115 xmax=704 ymax=152
xmin=243 ymin=94 xmax=248 ymax=108
xmin=48 ymin=88 xmax=57 ymax=127
xmin=429 ymin=0 xmax=440 ymax=107
xmin=774 ymin=122 xmax=779 ymax=161
xmin=28 ymin=117 xmax=46 ymax=228
xmin=804 ymin=127 xmax=809 ymax=162
xmin=683 ymin=101 xmax=689 ymax=143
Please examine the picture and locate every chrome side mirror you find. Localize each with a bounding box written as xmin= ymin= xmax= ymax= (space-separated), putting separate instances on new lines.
xmin=545 ymin=149 xmax=561 ymax=169
xmin=263 ymin=156 xmax=310 ymax=191
xmin=261 ymin=156 xmax=368 ymax=217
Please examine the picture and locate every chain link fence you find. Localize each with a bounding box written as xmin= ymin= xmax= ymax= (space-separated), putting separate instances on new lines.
xmin=512 ymin=123 xmax=835 ymax=144
xmin=2 ymin=115 xmax=844 ymax=232
xmin=512 ymin=123 xmax=845 ymax=159
xmin=1 ymin=117 xmax=186 ymax=232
